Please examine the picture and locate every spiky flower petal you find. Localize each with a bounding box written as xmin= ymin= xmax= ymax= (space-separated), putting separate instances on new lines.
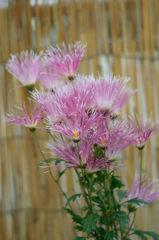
xmin=46 ymin=42 xmax=86 ymax=79
xmin=128 ymin=175 xmax=159 ymax=203
xmin=6 ymin=50 xmax=42 ymax=86
xmin=6 ymin=104 xmax=44 ymax=129
xmin=129 ymin=116 xmax=158 ymax=148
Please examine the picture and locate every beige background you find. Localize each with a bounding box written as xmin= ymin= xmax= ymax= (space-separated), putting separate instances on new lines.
xmin=0 ymin=0 xmax=159 ymax=239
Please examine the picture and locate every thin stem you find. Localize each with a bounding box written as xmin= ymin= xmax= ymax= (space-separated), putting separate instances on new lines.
xmin=32 ymin=131 xmax=45 ymax=160
xmin=124 ymin=212 xmax=136 ymax=238
xmin=31 ymin=131 xmax=73 ymax=210
xmin=139 ymin=149 xmax=143 ymax=189
xmin=41 ymin=121 xmax=57 ymax=142
xmin=75 ymin=169 xmax=90 ymax=207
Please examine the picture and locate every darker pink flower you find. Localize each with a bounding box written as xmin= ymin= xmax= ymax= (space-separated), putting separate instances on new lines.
xmin=6 ymin=50 xmax=42 ymax=87
xmin=33 ymin=77 xmax=95 ymax=122
xmin=49 ymin=109 xmax=102 ymax=141
xmin=6 ymin=104 xmax=44 ymax=129
xmin=129 ymin=116 xmax=158 ymax=149
xmin=48 ymin=138 xmax=109 ymax=171
xmin=94 ymin=119 xmax=134 ymax=160
xmin=128 ymin=176 xmax=159 ymax=203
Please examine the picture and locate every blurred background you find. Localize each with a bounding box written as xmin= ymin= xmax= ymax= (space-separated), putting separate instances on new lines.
xmin=0 ymin=0 xmax=159 ymax=239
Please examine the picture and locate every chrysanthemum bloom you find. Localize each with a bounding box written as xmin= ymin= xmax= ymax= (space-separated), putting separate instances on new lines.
xmin=128 ymin=176 xmax=159 ymax=203
xmin=49 ymin=109 xmax=102 ymax=142
xmin=95 ymin=119 xmax=134 ymax=160
xmin=6 ymin=104 xmax=44 ymax=130
xmin=129 ymin=116 xmax=158 ymax=149
xmin=46 ymin=42 xmax=86 ymax=80
xmin=48 ymin=138 xmax=109 ymax=171
xmin=93 ymin=76 xmax=134 ymax=115
xmin=6 ymin=50 xmax=42 ymax=89
xmin=38 ymin=59 xmax=61 ymax=90
xmin=33 ymin=78 xmax=95 ymax=122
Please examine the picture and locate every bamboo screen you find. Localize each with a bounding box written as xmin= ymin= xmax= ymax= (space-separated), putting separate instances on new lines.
xmin=0 ymin=0 xmax=159 ymax=239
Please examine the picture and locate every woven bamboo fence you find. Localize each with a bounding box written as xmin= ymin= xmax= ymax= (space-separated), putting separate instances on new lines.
xmin=0 ymin=0 xmax=159 ymax=239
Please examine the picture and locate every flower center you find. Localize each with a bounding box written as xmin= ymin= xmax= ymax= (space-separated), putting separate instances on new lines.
xmin=101 ymin=139 xmax=106 ymax=145
xmin=73 ymin=131 xmax=79 ymax=138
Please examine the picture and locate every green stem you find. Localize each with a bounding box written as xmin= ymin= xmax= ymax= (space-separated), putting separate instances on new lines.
xmin=124 ymin=212 xmax=136 ymax=238
xmin=139 ymin=149 xmax=143 ymax=189
xmin=75 ymin=169 xmax=90 ymax=207
xmin=31 ymin=131 xmax=72 ymax=210
xmin=41 ymin=121 xmax=57 ymax=142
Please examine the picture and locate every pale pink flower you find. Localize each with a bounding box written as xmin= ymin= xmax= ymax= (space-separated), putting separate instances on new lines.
xmin=128 ymin=176 xmax=159 ymax=203
xmin=46 ymin=42 xmax=86 ymax=79
xmin=6 ymin=50 xmax=42 ymax=86
xmin=93 ymin=76 xmax=134 ymax=114
xmin=33 ymin=78 xmax=94 ymax=122
xmin=6 ymin=104 xmax=44 ymax=129
xmin=129 ymin=116 xmax=158 ymax=148
xmin=38 ymin=60 xmax=62 ymax=89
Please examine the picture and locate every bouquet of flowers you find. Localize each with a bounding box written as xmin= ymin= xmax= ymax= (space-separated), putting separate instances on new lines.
xmin=6 ymin=42 xmax=159 ymax=240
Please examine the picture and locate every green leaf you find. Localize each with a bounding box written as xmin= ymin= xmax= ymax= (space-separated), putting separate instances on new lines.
xmin=112 ymin=211 xmax=129 ymax=231
xmin=105 ymin=230 xmax=116 ymax=240
xmin=74 ymin=225 xmax=83 ymax=231
xmin=111 ymin=175 xmax=125 ymax=189
xmin=58 ymin=169 xmax=66 ymax=178
xmin=65 ymin=193 xmax=82 ymax=207
xmin=126 ymin=198 xmax=149 ymax=206
xmin=132 ymin=230 xmax=159 ymax=240
xmin=83 ymin=213 xmax=100 ymax=236
xmin=117 ymin=189 xmax=127 ymax=201
xmin=64 ymin=208 xmax=83 ymax=225
xmin=37 ymin=158 xmax=65 ymax=167
xmin=144 ymin=231 xmax=159 ymax=239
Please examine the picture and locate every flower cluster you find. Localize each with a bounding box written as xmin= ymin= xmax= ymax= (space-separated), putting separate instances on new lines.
xmin=6 ymin=42 xmax=159 ymax=174
xmin=6 ymin=42 xmax=159 ymax=239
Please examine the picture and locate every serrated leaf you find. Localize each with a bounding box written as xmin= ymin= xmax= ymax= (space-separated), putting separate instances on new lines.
xmin=132 ymin=230 xmax=159 ymax=240
xmin=105 ymin=230 xmax=116 ymax=240
xmin=126 ymin=198 xmax=149 ymax=206
xmin=64 ymin=207 xmax=83 ymax=225
xmin=65 ymin=193 xmax=82 ymax=207
xmin=111 ymin=175 xmax=125 ymax=189
xmin=117 ymin=189 xmax=127 ymax=201
xmin=112 ymin=211 xmax=129 ymax=231
xmin=83 ymin=213 xmax=99 ymax=235
xmin=144 ymin=231 xmax=159 ymax=239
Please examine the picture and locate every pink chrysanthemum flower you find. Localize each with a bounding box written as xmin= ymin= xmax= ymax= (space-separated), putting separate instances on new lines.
xmin=48 ymin=138 xmax=109 ymax=171
xmin=49 ymin=110 xmax=102 ymax=141
xmin=6 ymin=104 xmax=44 ymax=130
xmin=38 ymin=59 xmax=61 ymax=89
xmin=46 ymin=42 xmax=86 ymax=80
xmin=95 ymin=119 xmax=134 ymax=160
xmin=93 ymin=76 xmax=134 ymax=115
xmin=128 ymin=175 xmax=159 ymax=203
xmin=6 ymin=50 xmax=42 ymax=87
xmin=129 ymin=116 xmax=158 ymax=149
xmin=33 ymin=78 xmax=94 ymax=121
